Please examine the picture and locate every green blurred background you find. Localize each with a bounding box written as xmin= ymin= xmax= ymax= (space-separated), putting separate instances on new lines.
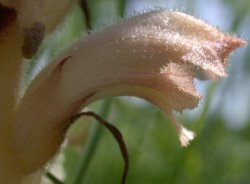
xmin=28 ymin=0 xmax=250 ymax=183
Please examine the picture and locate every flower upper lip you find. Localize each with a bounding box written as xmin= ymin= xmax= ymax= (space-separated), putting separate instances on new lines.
xmin=182 ymin=36 xmax=246 ymax=78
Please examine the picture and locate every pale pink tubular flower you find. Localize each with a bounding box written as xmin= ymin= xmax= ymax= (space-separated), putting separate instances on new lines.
xmin=0 ymin=1 xmax=246 ymax=183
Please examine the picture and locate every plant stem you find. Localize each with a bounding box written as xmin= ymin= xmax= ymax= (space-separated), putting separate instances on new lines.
xmin=46 ymin=172 xmax=64 ymax=184
xmin=71 ymin=99 xmax=112 ymax=184
xmin=79 ymin=0 xmax=92 ymax=31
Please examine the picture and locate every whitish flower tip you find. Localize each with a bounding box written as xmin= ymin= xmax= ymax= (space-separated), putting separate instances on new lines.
xmin=178 ymin=126 xmax=196 ymax=147
xmin=165 ymin=108 xmax=195 ymax=147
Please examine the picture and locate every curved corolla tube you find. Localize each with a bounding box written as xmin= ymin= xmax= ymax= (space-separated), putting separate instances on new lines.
xmin=11 ymin=10 xmax=245 ymax=181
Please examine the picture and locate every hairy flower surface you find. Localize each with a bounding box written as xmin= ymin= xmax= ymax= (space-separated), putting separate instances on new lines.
xmin=0 ymin=2 xmax=246 ymax=183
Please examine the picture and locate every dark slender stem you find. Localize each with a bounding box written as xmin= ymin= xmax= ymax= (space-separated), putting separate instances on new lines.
xmin=46 ymin=172 xmax=64 ymax=184
xmin=71 ymin=111 xmax=129 ymax=184
xmin=71 ymin=99 xmax=112 ymax=184
xmin=79 ymin=0 xmax=92 ymax=31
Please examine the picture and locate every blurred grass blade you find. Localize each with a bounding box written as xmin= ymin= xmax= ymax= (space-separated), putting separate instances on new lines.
xmin=118 ymin=0 xmax=126 ymax=17
xmin=193 ymin=82 xmax=217 ymax=133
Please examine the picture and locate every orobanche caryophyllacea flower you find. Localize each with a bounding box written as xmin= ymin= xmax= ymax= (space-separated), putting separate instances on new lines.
xmin=0 ymin=1 xmax=246 ymax=183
